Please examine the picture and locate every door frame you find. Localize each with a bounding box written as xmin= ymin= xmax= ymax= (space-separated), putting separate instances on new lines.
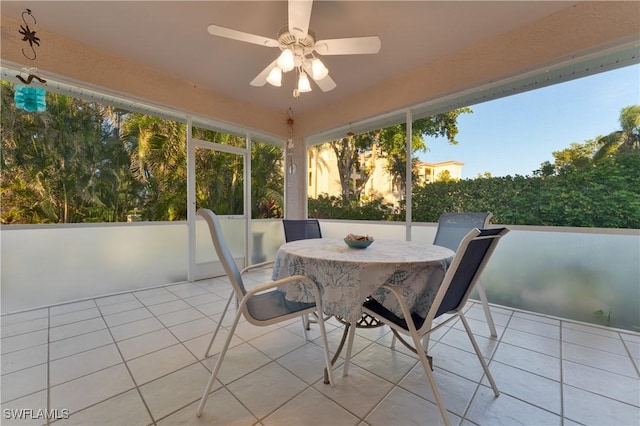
xmin=187 ymin=117 xmax=252 ymax=282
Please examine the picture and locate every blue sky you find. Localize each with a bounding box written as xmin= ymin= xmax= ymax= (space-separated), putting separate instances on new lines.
xmin=419 ymin=64 xmax=640 ymax=179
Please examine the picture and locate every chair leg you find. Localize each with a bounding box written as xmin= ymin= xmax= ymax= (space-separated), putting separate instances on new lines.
xmin=197 ymin=306 xmax=243 ymax=417
xmin=342 ymin=322 xmax=356 ymax=377
xmin=459 ymin=313 xmax=499 ymax=397
xmin=315 ymin=309 xmax=335 ymax=386
xmin=408 ymin=331 xmax=451 ymax=426
xmin=301 ymin=316 xmax=309 ymax=341
xmin=476 ymin=279 xmax=497 ymax=337
xmin=205 ymin=292 xmax=234 ymax=358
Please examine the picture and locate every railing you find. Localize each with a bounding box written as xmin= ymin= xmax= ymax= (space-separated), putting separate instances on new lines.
xmin=2 ymin=220 xmax=638 ymax=332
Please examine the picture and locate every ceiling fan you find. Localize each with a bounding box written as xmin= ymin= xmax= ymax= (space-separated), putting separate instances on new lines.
xmin=207 ymin=0 xmax=381 ymax=98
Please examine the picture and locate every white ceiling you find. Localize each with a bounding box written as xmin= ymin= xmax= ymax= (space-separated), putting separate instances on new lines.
xmin=1 ymin=1 xmax=580 ymax=115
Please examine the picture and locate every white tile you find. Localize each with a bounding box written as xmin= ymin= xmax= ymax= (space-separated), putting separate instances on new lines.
xmin=49 ymin=300 xmax=96 ymax=316
xmin=156 ymin=307 xmax=204 ymax=328
xmin=563 ymin=360 xmax=640 ymax=406
xmin=108 ymin=317 xmax=164 ymax=342
xmin=563 ymin=385 xmax=640 ymax=425
xmin=146 ymin=300 xmax=191 ymax=316
xmin=126 ymin=344 xmax=198 ymax=385
xmin=201 ymin=342 xmax=271 ymax=385
xmin=94 ymin=292 xmax=138 ymax=307
xmin=277 ymin=342 xmax=337 ymax=385
xmin=55 ymin=389 xmax=152 ymax=426
xmin=0 ymin=344 xmax=47 ymax=375
xmin=563 ymin=340 xmax=638 ymax=377
xmin=1 ymin=318 xmax=48 ymax=339
xmin=263 ymin=387 xmax=359 ymax=426
xmin=1 ymin=329 xmax=48 ymax=354
xmin=249 ymin=327 xmax=307 ymax=360
xmin=562 ymin=327 xmax=628 ymax=356
xmin=134 ymin=287 xmax=172 ymax=298
xmin=169 ymin=317 xmax=218 ymax=342
xmin=0 ymin=309 xmax=47 ymax=326
xmin=482 ymin=361 xmax=561 ymax=414
xmin=0 ymin=390 xmax=48 ymax=426
xmin=49 ymin=329 xmax=114 ymax=360
xmin=350 ymin=341 xmax=418 ymax=384
xmin=428 ymin=342 xmax=488 ymax=383
xmin=137 ymin=293 xmax=180 ymax=307
xmin=466 ymin=385 xmax=561 ymax=425
xmin=182 ymin=329 xmax=244 ymax=361
xmin=193 ymin=298 xmax=234 ymax=316
xmin=158 ymin=388 xmax=257 ymax=425
xmin=50 ymin=364 xmax=135 ymax=414
xmin=507 ymin=316 xmax=560 ymax=339
xmin=500 ymin=327 xmax=561 ymax=357
xmin=492 ymin=342 xmax=560 ymax=381
xmin=562 ymin=320 xmax=621 ymax=338
xmin=117 ymin=328 xmax=179 ymax=360
xmin=464 ymin=303 xmax=512 ymax=326
xmin=165 ymin=282 xmax=210 ymax=298
xmin=0 ymin=363 xmax=47 ymax=403
xmin=50 ymin=308 xmax=101 ymax=327
xmin=227 ymin=362 xmax=307 ymax=419
xmin=366 ymin=386 xmax=456 ymax=426
xmin=50 ymin=344 xmax=122 ymax=386
xmin=103 ymin=307 xmax=153 ymax=328
xmin=231 ymin=319 xmax=281 ymax=342
xmin=622 ymin=335 xmax=640 ymax=361
xmin=49 ymin=317 xmax=106 ymax=341
xmin=97 ymin=299 xmax=144 ymax=316
xmin=315 ymin=364 xmax=393 ymax=418
xmin=182 ymin=292 xmax=224 ymax=307
xmin=399 ymin=363 xmax=478 ymax=417
xmin=438 ymin=325 xmax=500 ymax=358
xmin=139 ymin=363 xmax=215 ymax=421
xmin=512 ymin=310 xmax=562 ymax=326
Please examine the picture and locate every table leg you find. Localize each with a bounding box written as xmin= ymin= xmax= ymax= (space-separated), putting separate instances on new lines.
xmin=391 ymin=329 xmax=433 ymax=370
xmin=323 ymin=321 xmax=351 ymax=384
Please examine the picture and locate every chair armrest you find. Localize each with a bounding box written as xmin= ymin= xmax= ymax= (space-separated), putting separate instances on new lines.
xmin=371 ymin=284 xmax=421 ymax=334
xmin=244 ymin=274 xmax=316 ymax=297
xmin=240 ymin=260 xmax=274 ymax=275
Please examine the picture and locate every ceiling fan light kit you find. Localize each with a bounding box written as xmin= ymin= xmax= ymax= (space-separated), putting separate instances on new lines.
xmin=276 ymin=48 xmax=296 ymax=72
xmin=297 ymin=72 xmax=312 ymax=92
xmin=207 ymin=0 xmax=381 ymax=98
xmin=266 ymin=66 xmax=282 ymax=87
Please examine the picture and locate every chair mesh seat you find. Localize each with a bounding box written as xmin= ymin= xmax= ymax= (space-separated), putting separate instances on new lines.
xmin=247 ymin=291 xmax=316 ymax=321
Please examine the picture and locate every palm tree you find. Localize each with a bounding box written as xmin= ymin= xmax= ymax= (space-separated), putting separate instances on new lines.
xmin=594 ymin=105 xmax=640 ymax=160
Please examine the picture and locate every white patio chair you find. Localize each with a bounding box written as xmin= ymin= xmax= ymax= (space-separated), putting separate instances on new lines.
xmin=432 ymin=212 xmax=498 ymax=337
xmin=343 ymin=227 xmax=509 ymax=426
xmin=196 ymin=209 xmax=334 ymax=417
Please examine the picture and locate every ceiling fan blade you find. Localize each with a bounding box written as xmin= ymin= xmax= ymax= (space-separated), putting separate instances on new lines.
xmin=302 ymin=62 xmax=337 ymax=92
xmin=288 ymin=0 xmax=313 ymax=39
xmin=313 ymin=74 xmax=337 ymax=92
xmin=315 ymin=36 xmax=381 ymax=55
xmin=250 ymin=59 xmax=278 ymax=87
xmin=207 ymin=24 xmax=279 ymax=48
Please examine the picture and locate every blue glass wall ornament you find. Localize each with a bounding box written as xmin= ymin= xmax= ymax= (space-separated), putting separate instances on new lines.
xmin=14 ymin=85 xmax=46 ymax=112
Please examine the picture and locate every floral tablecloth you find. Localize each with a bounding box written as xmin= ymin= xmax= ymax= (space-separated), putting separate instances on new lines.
xmin=272 ymin=238 xmax=454 ymax=322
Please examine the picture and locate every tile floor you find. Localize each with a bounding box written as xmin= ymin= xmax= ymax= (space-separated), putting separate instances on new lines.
xmin=1 ymin=268 xmax=639 ymax=426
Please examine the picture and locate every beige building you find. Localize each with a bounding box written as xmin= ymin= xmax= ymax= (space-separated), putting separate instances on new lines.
xmin=308 ymin=145 xmax=463 ymax=206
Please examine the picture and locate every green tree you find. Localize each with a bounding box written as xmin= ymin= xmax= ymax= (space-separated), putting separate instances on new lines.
xmin=1 ymin=82 xmax=135 ymax=223
xmin=594 ymin=105 xmax=640 ymax=160
xmin=319 ymin=108 xmax=472 ymax=210
xmin=251 ymin=141 xmax=284 ymax=218
xmin=121 ymin=114 xmax=188 ymax=220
